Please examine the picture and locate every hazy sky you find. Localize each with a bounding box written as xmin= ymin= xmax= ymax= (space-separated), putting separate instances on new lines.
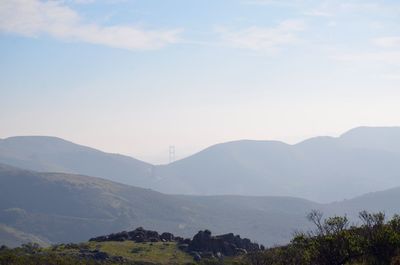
xmin=1 ymin=0 xmax=400 ymax=164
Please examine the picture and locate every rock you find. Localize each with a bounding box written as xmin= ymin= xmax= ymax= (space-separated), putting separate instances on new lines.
xmin=88 ymin=227 xmax=261 ymax=259
xmin=201 ymin=251 xmax=215 ymax=259
xmin=89 ymin=235 xmax=107 ymax=242
xmin=236 ymin=248 xmax=247 ymax=255
xmin=178 ymin=243 xmax=189 ymax=251
xmin=174 ymin=236 xmax=184 ymax=243
xmin=93 ymin=251 xmax=109 ymax=260
xmin=110 ymin=256 xmax=125 ymax=263
xmin=188 ymin=230 xmax=261 ymax=256
xmin=0 ymin=245 xmax=8 ymax=251
xmin=190 ymin=251 xmax=202 ymax=261
xmin=160 ymin=232 xmax=175 ymax=242
xmin=79 ymin=249 xmax=110 ymax=261
xmin=90 ymin=227 xmax=163 ymax=243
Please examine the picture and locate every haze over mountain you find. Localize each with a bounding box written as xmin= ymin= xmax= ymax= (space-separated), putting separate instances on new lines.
xmin=1 ymin=126 xmax=400 ymax=202
xmin=0 ymin=163 xmax=315 ymax=247
xmin=0 ymin=136 xmax=153 ymax=188
xmin=2 ymin=163 xmax=400 ymax=248
xmin=154 ymin=126 xmax=400 ymax=201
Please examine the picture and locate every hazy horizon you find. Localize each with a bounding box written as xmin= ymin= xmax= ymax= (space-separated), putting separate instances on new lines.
xmin=1 ymin=125 xmax=400 ymax=165
xmin=4 ymin=1 xmax=400 ymax=261
xmin=2 ymin=0 xmax=400 ymax=164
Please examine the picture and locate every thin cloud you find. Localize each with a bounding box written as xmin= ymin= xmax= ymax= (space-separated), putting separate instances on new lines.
xmin=333 ymin=51 xmax=400 ymax=65
xmin=303 ymin=10 xmax=333 ymax=17
xmin=379 ymin=73 xmax=400 ymax=80
xmin=244 ymin=0 xmax=400 ymax=19
xmin=373 ymin=37 xmax=400 ymax=49
xmin=0 ymin=0 xmax=182 ymax=50
xmin=217 ymin=19 xmax=305 ymax=54
xmin=69 ymin=0 xmax=96 ymax=4
xmin=241 ymin=0 xmax=303 ymax=7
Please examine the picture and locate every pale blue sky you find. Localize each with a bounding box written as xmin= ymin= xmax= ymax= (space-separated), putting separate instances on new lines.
xmin=1 ymin=0 xmax=400 ymax=163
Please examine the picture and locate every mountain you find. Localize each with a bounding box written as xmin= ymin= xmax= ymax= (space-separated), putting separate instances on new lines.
xmin=2 ymin=127 xmax=400 ymax=202
xmin=155 ymin=126 xmax=400 ymax=202
xmin=0 ymin=164 xmax=316 ymax=247
xmin=0 ymin=136 xmax=153 ymax=188
xmin=1 ymin=163 xmax=400 ymax=248
xmin=325 ymin=186 xmax=400 ymax=221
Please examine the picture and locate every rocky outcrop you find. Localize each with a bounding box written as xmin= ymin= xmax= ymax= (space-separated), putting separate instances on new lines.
xmin=89 ymin=227 xmax=176 ymax=243
xmin=188 ymin=230 xmax=264 ymax=257
xmin=89 ymin=227 xmax=263 ymax=260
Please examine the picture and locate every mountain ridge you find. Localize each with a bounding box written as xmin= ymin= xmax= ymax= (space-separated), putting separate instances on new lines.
xmin=0 ymin=163 xmax=317 ymax=247
xmin=2 ymin=126 xmax=400 ymax=202
xmin=2 ymin=162 xmax=400 ymax=248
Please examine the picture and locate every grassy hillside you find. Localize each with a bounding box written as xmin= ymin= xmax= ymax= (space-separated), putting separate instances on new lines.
xmin=0 ymin=163 xmax=315 ymax=247
xmin=2 ymin=211 xmax=400 ymax=265
xmin=0 ymin=241 xmax=195 ymax=265
xmin=86 ymin=241 xmax=193 ymax=264
xmin=0 ymin=136 xmax=153 ymax=188
xmin=3 ymin=162 xmax=400 ymax=249
xmin=0 ymin=224 xmax=49 ymax=248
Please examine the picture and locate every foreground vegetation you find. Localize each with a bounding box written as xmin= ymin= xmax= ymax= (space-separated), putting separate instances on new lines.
xmin=0 ymin=241 xmax=196 ymax=265
xmin=0 ymin=241 xmax=246 ymax=265
xmin=245 ymin=211 xmax=400 ymax=265
xmin=2 ymin=211 xmax=400 ymax=265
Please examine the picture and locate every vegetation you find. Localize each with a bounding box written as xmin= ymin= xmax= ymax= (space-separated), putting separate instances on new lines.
xmin=244 ymin=211 xmax=400 ymax=265
xmin=87 ymin=241 xmax=193 ymax=264
xmin=0 ymin=241 xmax=195 ymax=265
xmin=3 ymin=211 xmax=400 ymax=265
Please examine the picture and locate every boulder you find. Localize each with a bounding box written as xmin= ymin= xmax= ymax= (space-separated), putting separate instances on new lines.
xmin=178 ymin=243 xmax=189 ymax=251
xmin=190 ymin=251 xmax=202 ymax=261
xmin=160 ymin=232 xmax=174 ymax=242
xmin=188 ymin=230 xmax=261 ymax=256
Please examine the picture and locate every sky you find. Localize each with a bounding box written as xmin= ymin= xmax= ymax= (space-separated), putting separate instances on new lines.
xmin=1 ymin=0 xmax=400 ymax=164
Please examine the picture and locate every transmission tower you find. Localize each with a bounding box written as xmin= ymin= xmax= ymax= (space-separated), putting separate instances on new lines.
xmin=169 ymin=145 xmax=175 ymax=164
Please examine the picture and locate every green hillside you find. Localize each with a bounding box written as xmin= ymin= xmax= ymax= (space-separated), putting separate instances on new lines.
xmin=0 ymin=224 xmax=49 ymax=248
xmin=3 ymin=211 xmax=400 ymax=265
xmin=0 ymin=241 xmax=194 ymax=265
xmin=0 ymin=163 xmax=315 ymax=247
xmin=3 ymin=162 xmax=400 ymax=250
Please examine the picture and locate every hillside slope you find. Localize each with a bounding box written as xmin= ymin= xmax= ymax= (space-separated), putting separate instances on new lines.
xmin=0 ymin=136 xmax=153 ymax=188
xmin=0 ymin=164 xmax=316 ymax=247
xmin=2 ymin=163 xmax=400 ymax=248
xmin=155 ymin=127 xmax=400 ymax=201
xmin=0 ymin=224 xmax=50 ymax=248
xmin=2 ymin=127 xmax=400 ymax=202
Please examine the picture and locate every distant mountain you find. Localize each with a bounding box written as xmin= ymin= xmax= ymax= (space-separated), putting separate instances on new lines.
xmin=0 ymin=164 xmax=316 ymax=247
xmin=1 ymin=163 xmax=400 ymax=248
xmin=155 ymin=126 xmax=400 ymax=201
xmin=2 ymin=127 xmax=400 ymax=202
xmin=325 ymin=186 xmax=400 ymax=221
xmin=0 ymin=136 xmax=153 ymax=188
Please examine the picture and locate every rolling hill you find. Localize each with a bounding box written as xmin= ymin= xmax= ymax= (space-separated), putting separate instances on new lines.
xmin=1 ymin=127 xmax=400 ymax=202
xmin=0 ymin=224 xmax=50 ymax=248
xmin=0 ymin=136 xmax=153 ymax=188
xmin=155 ymin=126 xmax=400 ymax=202
xmin=1 ymin=163 xmax=400 ymax=248
xmin=0 ymin=164 xmax=316 ymax=247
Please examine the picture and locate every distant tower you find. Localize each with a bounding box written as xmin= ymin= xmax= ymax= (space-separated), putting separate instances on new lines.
xmin=169 ymin=145 xmax=175 ymax=164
